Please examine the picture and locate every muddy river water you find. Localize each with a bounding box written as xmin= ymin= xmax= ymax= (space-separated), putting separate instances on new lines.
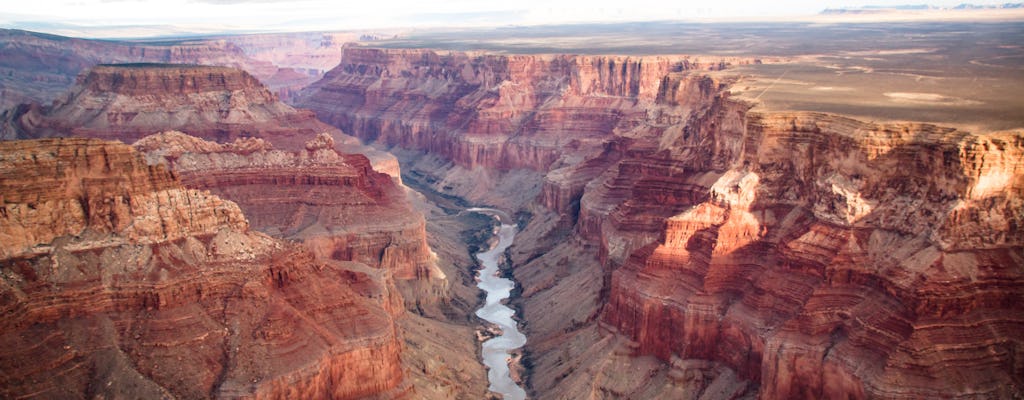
xmin=469 ymin=208 xmax=527 ymax=400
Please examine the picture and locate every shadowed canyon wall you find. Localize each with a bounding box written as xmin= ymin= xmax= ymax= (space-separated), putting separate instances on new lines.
xmin=299 ymin=47 xmax=1024 ymax=398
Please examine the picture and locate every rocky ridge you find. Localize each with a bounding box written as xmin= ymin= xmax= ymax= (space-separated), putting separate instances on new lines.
xmin=298 ymin=47 xmax=1024 ymax=398
xmin=133 ymin=131 xmax=441 ymax=284
xmin=0 ymin=138 xmax=408 ymax=399
xmin=5 ymin=65 xmax=321 ymax=147
xmin=129 ymin=130 xmax=486 ymax=398
xmin=2 ymin=63 xmax=401 ymax=176
xmin=0 ymin=28 xmax=324 ymax=109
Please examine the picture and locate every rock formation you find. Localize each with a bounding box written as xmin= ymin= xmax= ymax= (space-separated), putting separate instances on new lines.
xmin=603 ymin=113 xmax=1024 ymax=399
xmin=5 ymin=65 xmax=325 ymax=148
xmin=2 ymin=62 xmax=401 ymax=176
xmin=133 ymin=131 xmax=440 ymax=283
xmin=0 ymin=138 xmax=408 ymax=399
xmin=0 ymin=28 xmax=330 ymax=110
xmin=297 ymin=47 xmax=746 ymax=173
xmin=299 ymin=47 xmax=1024 ymax=398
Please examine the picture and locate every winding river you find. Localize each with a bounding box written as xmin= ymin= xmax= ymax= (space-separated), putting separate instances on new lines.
xmin=469 ymin=208 xmax=527 ymax=400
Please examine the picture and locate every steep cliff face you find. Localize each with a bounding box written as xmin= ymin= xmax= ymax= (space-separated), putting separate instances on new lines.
xmin=298 ymin=47 xmax=1024 ymax=398
xmin=0 ymin=138 xmax=408 ymax=399
xmin=604 ymin=111 xmax=1024 ymax=399
xmin=297 ymin=47 xmax=745 ymax=173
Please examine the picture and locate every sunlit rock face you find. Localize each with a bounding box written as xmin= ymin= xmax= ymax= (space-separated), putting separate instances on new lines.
xmin=0 ymin=138 xmax=409 ymax=399
xmin=605 ymin=111 xmax=1024 ymax=399
xmin=299 ymin=46 xmax=1024 ymax=398
xmin=297 ymin=47 xmax=745 ymax=172
xmin=134 ymin=131 xmax=439 ymax=284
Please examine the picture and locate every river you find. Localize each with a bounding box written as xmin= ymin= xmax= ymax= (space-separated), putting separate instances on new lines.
xmin=469 ymin=208 xmax=527 ymax=400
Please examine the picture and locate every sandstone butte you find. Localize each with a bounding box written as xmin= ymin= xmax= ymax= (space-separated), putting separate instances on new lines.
xmin=0 ymin=138 xmax=409 ymax=399
xmin=297 ymin=47 xmax=1024 ymax=399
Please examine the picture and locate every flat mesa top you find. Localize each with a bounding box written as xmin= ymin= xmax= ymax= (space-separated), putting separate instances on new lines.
xmin=371 ymin=20 xmax=1024 ymax=132
xmin=94 ymin=63 xmax=227 ymax=70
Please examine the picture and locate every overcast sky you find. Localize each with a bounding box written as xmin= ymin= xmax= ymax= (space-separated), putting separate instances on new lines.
xmin=0 ymin=0 xmax=1017 ymax=37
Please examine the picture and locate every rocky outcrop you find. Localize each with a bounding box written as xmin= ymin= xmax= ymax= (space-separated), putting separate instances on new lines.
xmin=0 ymin=138 xmax=408 ymax=399
xmin=3 ymin=63 xmax=402 ymax=178
xmin=5 ymin=65 xmax=327 ymax=148
xmin=298 ymin=47 xmax=1024 ymax=398
xmin=604 ymin=112 xmax=1024 ymax=399
xmin=134 ymin=131 xmax=439 ymax=283
xmin=297 ymin=47 xmax=749 ymax=173
xmin=0 ymin=28 xmax=329 ymax=110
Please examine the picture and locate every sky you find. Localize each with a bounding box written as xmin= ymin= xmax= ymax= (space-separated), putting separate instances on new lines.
xmin=0 ymin=0 xmax=1018 ymax=37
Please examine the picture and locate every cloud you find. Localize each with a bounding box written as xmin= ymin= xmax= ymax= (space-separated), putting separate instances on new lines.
xmin=189 ymin=0 xmax=295 ymax=3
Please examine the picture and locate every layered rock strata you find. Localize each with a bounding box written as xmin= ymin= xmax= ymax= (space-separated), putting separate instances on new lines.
xmin=603 ymin=113 xmax=1024 ymax=399
xmin=298 ymin=47 xmax=1024 ymax=398
xmin=0 ymin=138 xmax=408 ymax=399
xmin=5 ymin=65 xmax=329 ymax=149
xmin=297 ymin=47 xmax=748 ymax=173
xmin=3 ymin=63 xmax=401 ymax=177
xmin=0 ymin=28 xmax=321 ymax=110
xmin=133 ymin=131 xmax=439 ymax=283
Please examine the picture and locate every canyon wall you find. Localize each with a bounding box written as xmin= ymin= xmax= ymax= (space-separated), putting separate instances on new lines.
xmin=0 ymin=28 xmax=329 ymax=109
xmin=0 ymin=138 xmax=408 ymax=399
xmin=603 ymin=112 xmax=1024 ymax=399
xmin=297 ymin=47 xmax=744 ymax=173
xmin=133 ymin=131 xmax=440 ymax=284
xmin=5 ymin=65 xmax=321 ymax=147
xmin=2 ymin=63 xmax=401 ymax=176
xmin=299 ymin=47 xmax=1024 ymax=398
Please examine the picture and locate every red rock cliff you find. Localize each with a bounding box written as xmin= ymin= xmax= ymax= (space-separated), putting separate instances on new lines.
xmin=0 ymin=138 xmax=408 ymax=399
xmin=297 ymin=47 xmax=1024 ymax=398
xmin=5 ymin=64 xmax=338 ymax=150
xmin=604 ymin=110 xmax=1024 ymax=399
xmin=297 ymin=47 xmax=746 ymax=171
xmin=134 ymin=131 xmax=439 ymax=283
xmin=0 ymin=28 xmax=322 ymax=110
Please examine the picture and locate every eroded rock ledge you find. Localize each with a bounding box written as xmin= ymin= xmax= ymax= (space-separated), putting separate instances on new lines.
xmin=4 ymin=64 xmax=335 ymax=151
xmin=0 ymin=138 xmax=408 ymax=399
xmin=133 ymin=131 xmax=440 ymax=284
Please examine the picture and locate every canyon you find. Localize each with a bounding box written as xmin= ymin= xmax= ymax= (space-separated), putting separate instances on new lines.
xmin=298 ymin=46 xmax=1024 ymax=398
xmin=0 ymin=19 xmax=1022 ymax=400
xmin=0 ymin=62 xmax=490 ymax=398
